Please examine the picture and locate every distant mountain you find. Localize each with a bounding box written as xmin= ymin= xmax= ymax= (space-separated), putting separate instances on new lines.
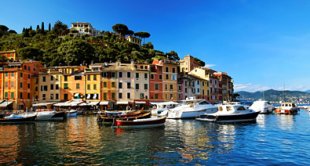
xmin=305 ymin=90 xmax=310 ymax=93
xmin=237 ymin=89 xmax=310 ymax=103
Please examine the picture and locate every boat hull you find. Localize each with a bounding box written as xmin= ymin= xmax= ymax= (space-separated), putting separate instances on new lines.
xmin=167 ymin=109 xmax=215 ymax=119
xmin=36 ymin=111 xmax=66 ymax=121
xmin=113 ymin=117 xmax=166 ymax=129
xmin=0 ymin=115 xmax=37 ymax=123
xmin=197 ymin=112 xmax=259 ymax=123
xmin=98 ymin=111 xmax=151 ymax=125
xmin=274 ymin=108 xmax=298 ymax=115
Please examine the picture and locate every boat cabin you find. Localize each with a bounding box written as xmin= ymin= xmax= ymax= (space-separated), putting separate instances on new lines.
xmin=218 ymin=105 xmax=247 ymax=113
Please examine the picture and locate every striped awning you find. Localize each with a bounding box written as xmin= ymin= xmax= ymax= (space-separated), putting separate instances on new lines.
xmin=0 ymin=101 xmax=13 ymax=108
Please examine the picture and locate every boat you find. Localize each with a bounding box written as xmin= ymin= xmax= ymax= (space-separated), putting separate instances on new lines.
xmin=67 ymin=109 xmax=78 ymax=117
xmin=167 ymin=98 xmax=217 ymax=119
xmin=151 ymin=101 xmax=179 ymax=116
xmin=196 ymin=103 xmax=260 ymax=123
xmin=274 ymin=102 xmax=299 ymax=115
xmin=35 ymin=109 xmax=67 ymax=121
xmin=112 ymin=116 xmax=166 ymax=128
xmin=97 ymin=110 xmax=151 ymax=125
xmin=0 ymin=114 xmax=37 ymax=123
xmin=249 ymin=100 xmax=274 ymax=114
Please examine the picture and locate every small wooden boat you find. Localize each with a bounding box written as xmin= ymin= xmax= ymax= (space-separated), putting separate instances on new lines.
xmin=112 ymin=116 xmax=166 ymax=128
xmin=0 ymin=114 xmax=37 ymax=123
xmin=97 ymin=110 xmax=151 ymax=125
xmin=274 ymin=102 xmax=299 ymax=115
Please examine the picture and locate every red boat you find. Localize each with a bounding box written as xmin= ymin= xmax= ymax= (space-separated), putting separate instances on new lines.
xmin=112 ymin=117 xmax=166 ymax=129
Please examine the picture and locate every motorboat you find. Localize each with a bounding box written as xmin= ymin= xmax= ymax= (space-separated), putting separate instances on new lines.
xmin=112 ymin=116 xmax=166 ymax=129
xmin=167 ymin=98 xmax=217 ymax=119
xmin=274 ymin=102 xmax=299 ymax=115
xmin=35 ymin=109 xmax=66 ymax=121
xmin=196 ymin=103 xmax=260 ymax=123
xmin=151 ymin=101 xmax=179 ymax=116
xmin=249 ymin=100 xmax=274 ymax=114
xmin=67 ymin=109 xmax=78 ymax=117
xmin=0 ymin=114 xmax=37 ymax=123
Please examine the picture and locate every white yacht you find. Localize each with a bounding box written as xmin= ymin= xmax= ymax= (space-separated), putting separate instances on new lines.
xmin=151 ymin=101 xmax=179 ymax=116
xmin=35 ymin=109 xmax=66 ymax=121
xmin=249 ymin=100 xmax=274 ymax=114
xmin=196 ymin=103 xmax=259 ymax=123
xmin=167 ymin=98 xmax=217 ymax=119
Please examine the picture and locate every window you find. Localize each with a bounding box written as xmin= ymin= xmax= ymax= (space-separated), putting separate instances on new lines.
xmin=172 ymin=68 xmax=175 ymax=73
xmin=4 ymin=92 xmax=8 ymax=98
xmin=136 ymin=73 xmax=139 ymax=79
xmin=64 ymin=94 xmax=68 ymax=100
xmin=51 ymin=76 xmax=54 ymax=81
xmin=112 ymin=93 xmax=115 ymax=100
xmin=119 ymin=83 xmax=122 ymax=89
xmin=127 ymin=82 xmax=131 ymax=89
xmin=151 ymin=74 xmax=154 ymax=79
xmin=185 ymin=88 xmax=188 ymax=93
xmin=159 ymin=75 xmax=162 ymax=80
xmin=76 ymin=83 xmax=80 ymax=89
xmin=20 ymin=92 xmax=23 ymax=99
xmin=127 ymin=93 xmax=130 ymax=99
xmin=87 ymin=84 xmax=90 ymax=90
xmin=75 ymin=76 xmax=82 ymax=80
xmin=103 ymin=82 xmax=107 ymax=88
xmin=42 ymin=94 xmax=46 ymax=100
xmin=20 ymin=82 xmax=23 ymax=88
xmin=166 ymin=67 xmax=169 ymax=72
xmin=28 ymin=93 xmax=30 ymax=99
xmin=119 ymin=72 xmax=122 ymax=78
xmin=64 ymin=83 xmax=68 ymax=89
xmin=44 ymin=86 xmax=48 ymax=91
xmin=165 ymin=84 xmax=167 ymax=90
xmin=155 ymin=84 xmax=159 ymax=90
xmin=10 ymin=92 xmax=14 ymax=99
xmin=102 ymin=72 xmax=107 ymax=77
xmin=28 ymin=74 xmax=30 ymax=79
xmin=111 ymin=72 xmax=116 ymax=78
xmin=140 ymin=93 xmax=144 ymax=99
xmin=50 ymin=94 xmax=54 ymax=100
xmin=56 ymin=84 xmax=59 ymax=90
xmin=155 ymin=94 xmax=158 ymax=99
xmin=144 ymin=73 xmax=148 ymax=79
xmin=103 ymin=93 xmax=107 ymax=100
xmin=93 ymin=84 xmax=97 ymax=90
xmin=11 ymin=73 xmax=14 ymax=77
xmin=112 ymin=82 xmax=115 ymax=88
xmin=166 ymin=74 xmax=169 ymax=80
xmin=28 ymin=83 xmax=30 ymax=89
xmin=135 ymin=84 xmax=139 ymax=90
xmin=118 ymin=93 xmax=122 ymax=99
xmin=28 ymin=66 xmax=30 ymax=71
xmin=127 ymin=72 xmax=131 ymax=78
xmin=170 ymin=84 xmax=173 ymax=90
xmin=144 ymin=84 xmax=148 ymax=90
xmin=56 ymin=94 xmax=59 ymax=100
xmin=93 ymin=75 xmax=97 ymax=80
xmin=87 ymin=75 xmax=91 ymax=81
xmin=64 ymin=76 xmax=68 ymax=81
xmin=20 ymin=73 xmax=23 ymax=78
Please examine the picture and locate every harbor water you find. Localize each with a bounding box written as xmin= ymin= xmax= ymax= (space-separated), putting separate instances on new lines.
xmin=1 ymin=110 xmax=310 ymax=165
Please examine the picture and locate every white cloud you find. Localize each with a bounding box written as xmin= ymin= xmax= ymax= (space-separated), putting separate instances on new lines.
xmin=234 ymin=83 xmax=271 ymax=92
xmin=204 ymin=64 xmax=216 ymax=68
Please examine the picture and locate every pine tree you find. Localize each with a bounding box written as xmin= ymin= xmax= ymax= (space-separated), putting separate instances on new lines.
xmin=48 ymin=23 xmax=51 ymax=31
xmin=41 ymin=22 xmax=45 ymax=33
xmin=36 ymin=25 xmax=40 ymax=33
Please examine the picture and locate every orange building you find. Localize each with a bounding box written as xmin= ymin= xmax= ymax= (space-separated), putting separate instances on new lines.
xmin=0 ymin=50 xmax=18 ymax=61
xmin=0 ymin=61 xmax=43 ymax=110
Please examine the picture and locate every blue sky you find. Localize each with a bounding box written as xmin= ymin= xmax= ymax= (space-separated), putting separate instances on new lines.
xmin=1 ymin=0 xmax=310 ymax=92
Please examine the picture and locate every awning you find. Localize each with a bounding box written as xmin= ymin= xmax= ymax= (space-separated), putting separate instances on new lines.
xmin=99 ymin=101 xmax=109 ymax=105
xmin=32 ymin=102 xmax=55 ymax=107
xmin=135 ymin=101 xmax=146 ymax=104
xmin=0 ymin=101 xmax=13 ymax=108
xmin=79 ymin=101 xmax=99 ymax=106
xmin=70 ymin=100 xmax=84 ymax=106
xmin=87 ymin=94 xmax=91 ymax=99
xmin=54 ymin=101 xmax=71 ymax=106
xmin=74 ymin=93 xmax=80 ymax=97
xmin=93 ymin=94 xmax=97 ymax=99
xmin=116 ymin=101 xmax=129 ymax=105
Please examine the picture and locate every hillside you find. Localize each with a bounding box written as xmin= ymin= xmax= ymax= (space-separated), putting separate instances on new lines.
xmin=0 ymin=21 xmax=205 ymax=67
xmin=237 ymin=89 xmax=310 ymax=103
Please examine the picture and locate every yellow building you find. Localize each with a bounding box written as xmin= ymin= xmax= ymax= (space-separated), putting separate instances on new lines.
xmin=84 ymin=69 xmax=101 ymax=102
xmin=160 ymin=60 xmax=178 ymax=101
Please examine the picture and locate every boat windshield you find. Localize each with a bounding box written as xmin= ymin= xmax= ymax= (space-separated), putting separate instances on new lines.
xmin=237 ymin=106 xmax=246 ymax=111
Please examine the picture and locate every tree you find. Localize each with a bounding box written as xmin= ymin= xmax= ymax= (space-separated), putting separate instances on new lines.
xmin=36 ymin=25 xmax=40 ymax=33
xmin=48 ymin=23 xmax=51 ymax=31
xmin=0 ymin=25 xmax=9 ymax=37
xmin=41 ymin=22 xmax=45 ymax=33
xmin=52 ymin=21 xmax=68 ymax=36
xmin=57 ymin=39 xmax=95 ymax=65
xmin=134 ymin=31 xmax=150 ymax=44
xmin=18 ymin=47 xmax=44 ymax=61
xmin=166 ymin=50 xmax=180 ymax=61
xmin=112 ymin=24 xmax=129 ymax=37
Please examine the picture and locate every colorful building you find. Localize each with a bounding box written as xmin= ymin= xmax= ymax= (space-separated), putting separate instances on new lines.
xmin=0 ymin=50 xmax=18 ymax=61
xmin=149 ymin=62 xmax=163 ymax=102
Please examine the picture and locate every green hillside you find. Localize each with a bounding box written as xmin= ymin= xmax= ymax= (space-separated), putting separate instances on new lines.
xmin=0 ymin=21 xmax=205 ymax=66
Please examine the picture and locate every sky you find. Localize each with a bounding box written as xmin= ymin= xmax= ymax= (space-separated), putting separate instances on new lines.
xmin=1 ymin=0 xmax=310 ymax=92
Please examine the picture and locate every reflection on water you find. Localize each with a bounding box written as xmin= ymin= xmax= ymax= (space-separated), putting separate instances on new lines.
xmin=1 ymin=111 xmax=310 ymax=165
